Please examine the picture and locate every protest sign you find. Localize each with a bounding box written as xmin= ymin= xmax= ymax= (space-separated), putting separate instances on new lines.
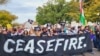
xmin=0 ymin=34 xmax=92 ymax=56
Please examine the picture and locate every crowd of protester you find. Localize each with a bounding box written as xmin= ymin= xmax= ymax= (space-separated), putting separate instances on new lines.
xmin=0 ymin=21 xmax=100 ymax=51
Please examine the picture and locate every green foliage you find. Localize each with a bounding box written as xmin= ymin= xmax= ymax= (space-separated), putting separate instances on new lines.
xmin=12 ymin=23 xmax=21 ymax=27
xmin=84 ymin=0 xmax=100 ymax=22
xmin=36 ymin=0 xmax=70 ymax=24
xmin=0 ymin=10 xmax=17 ymax=26
xmin=36 ymin=0 xmax=100 ymax=24
xmin=66 ymin=1 xmax=80 ymax=22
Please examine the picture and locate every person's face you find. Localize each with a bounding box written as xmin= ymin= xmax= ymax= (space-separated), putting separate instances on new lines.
xmin=24 ymin=31 xmax=28 ymax=35
xmin=43 ymin=29 xmax=47 ymax=32
xmin=42 ymin=28 xmax=47 ymax=32
xmin=81 ymin=26 xmax=84 ymax=30
xmin=2 ymin=30 xmax=7 ymax=34
xmin=85 ymin=26 xmax=89 ymax=30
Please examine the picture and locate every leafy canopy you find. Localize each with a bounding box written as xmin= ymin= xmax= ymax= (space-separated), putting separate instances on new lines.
xmin=36 ymin=0 xmax=100 ymax=24
xmin=0 ymin=10 xmax=17 ymax=26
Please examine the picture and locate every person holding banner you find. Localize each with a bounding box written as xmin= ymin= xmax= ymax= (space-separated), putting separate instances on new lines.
xmin=11 ymin=28 xmax=18 ymax=36
xmin=34 ymin=26 xmax=42 ymax=36
xmin=77 ymin=26 xmax=84 ymax=34
xmin=29 ymin=28 xmax=36 ymax=36
xmin=84 ymin=26 xmax=91 ymax=33
xmin=23 ymin=30 xmax=29 ymax=36
xmin=2 ymin=28 xmax=7 ymax=35
xmin=40 ymin=27 xmax=50 ymax=37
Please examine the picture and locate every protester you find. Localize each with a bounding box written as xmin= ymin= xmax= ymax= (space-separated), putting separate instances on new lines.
xmin=17 ymin=26 xmax=24 ymax=35
xmin=29 ymin=28 xmax=36 ymax=36
xmin=23 ymin=30 xmax=29 ymax=36
xmin=84 ymin=26 xmax=91 ymax=34
xmin=40 ymin=27 xmax=50 ymax=37
xmin=0 ymin=20 xmax=100 ymax=53
xmin=11 ymin=28 xmax=18 ymax=36
xmin=67 ymin=27 xmax=77 ymax=35
xmin=34 ymin=26 xmax=41 ymax=36
xmin=2 ymin=28 xmax=7 ymax=35
xmin=77 ymin=26 xmax=84 ymax=34
xmin=95 ymin=25 xmax=100 ymax=51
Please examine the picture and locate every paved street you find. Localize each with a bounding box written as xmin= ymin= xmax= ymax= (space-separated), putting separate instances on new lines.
xmin=84 ymin=48 xmax=100 ymax=56
xmin=71 ymin=48 xmax=100 ymax=56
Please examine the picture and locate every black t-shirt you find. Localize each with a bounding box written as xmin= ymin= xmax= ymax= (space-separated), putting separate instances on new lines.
xmin=40 ymin=32 xmax=48 ymax=37
xmin=55 ymin=28 xmax=62 ymax=33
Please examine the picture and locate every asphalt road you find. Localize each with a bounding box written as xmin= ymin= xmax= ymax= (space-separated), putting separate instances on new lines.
xmin=70 ymin=48 xmax=100 ymax=56
xmin=84 ymin=48 xmax=100 ymax=56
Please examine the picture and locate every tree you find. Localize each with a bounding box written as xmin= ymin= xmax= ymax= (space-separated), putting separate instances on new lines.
xmin=0 ymin=10 xmax=17 ymax=26
xmin=68 ymin=0 xmax=100 ymax=22
xmin=83 ymin=0 xmax=100 ymax=22
xmin=66 ymin=1 xmax=80 ymax=22
xmin=0 ymin=0 xmax=9 ymax=5
xmin=12 ymin=22 xmax=21 ymax=27
xmin=36 ymin=0 xmax=100 ymax=24
xmin=36 ymin=0 xmax=71 ymax=24
xmin=63 ymin=0 xmax=100 ymax=22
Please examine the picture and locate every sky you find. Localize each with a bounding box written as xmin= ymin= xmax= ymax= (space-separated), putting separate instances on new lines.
xmin=0 ymin=0 xmax=70 ymax=24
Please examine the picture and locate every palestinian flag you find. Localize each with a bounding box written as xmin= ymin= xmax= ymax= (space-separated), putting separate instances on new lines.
xmin=79 ymin=0 xmax=86 ymax=25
